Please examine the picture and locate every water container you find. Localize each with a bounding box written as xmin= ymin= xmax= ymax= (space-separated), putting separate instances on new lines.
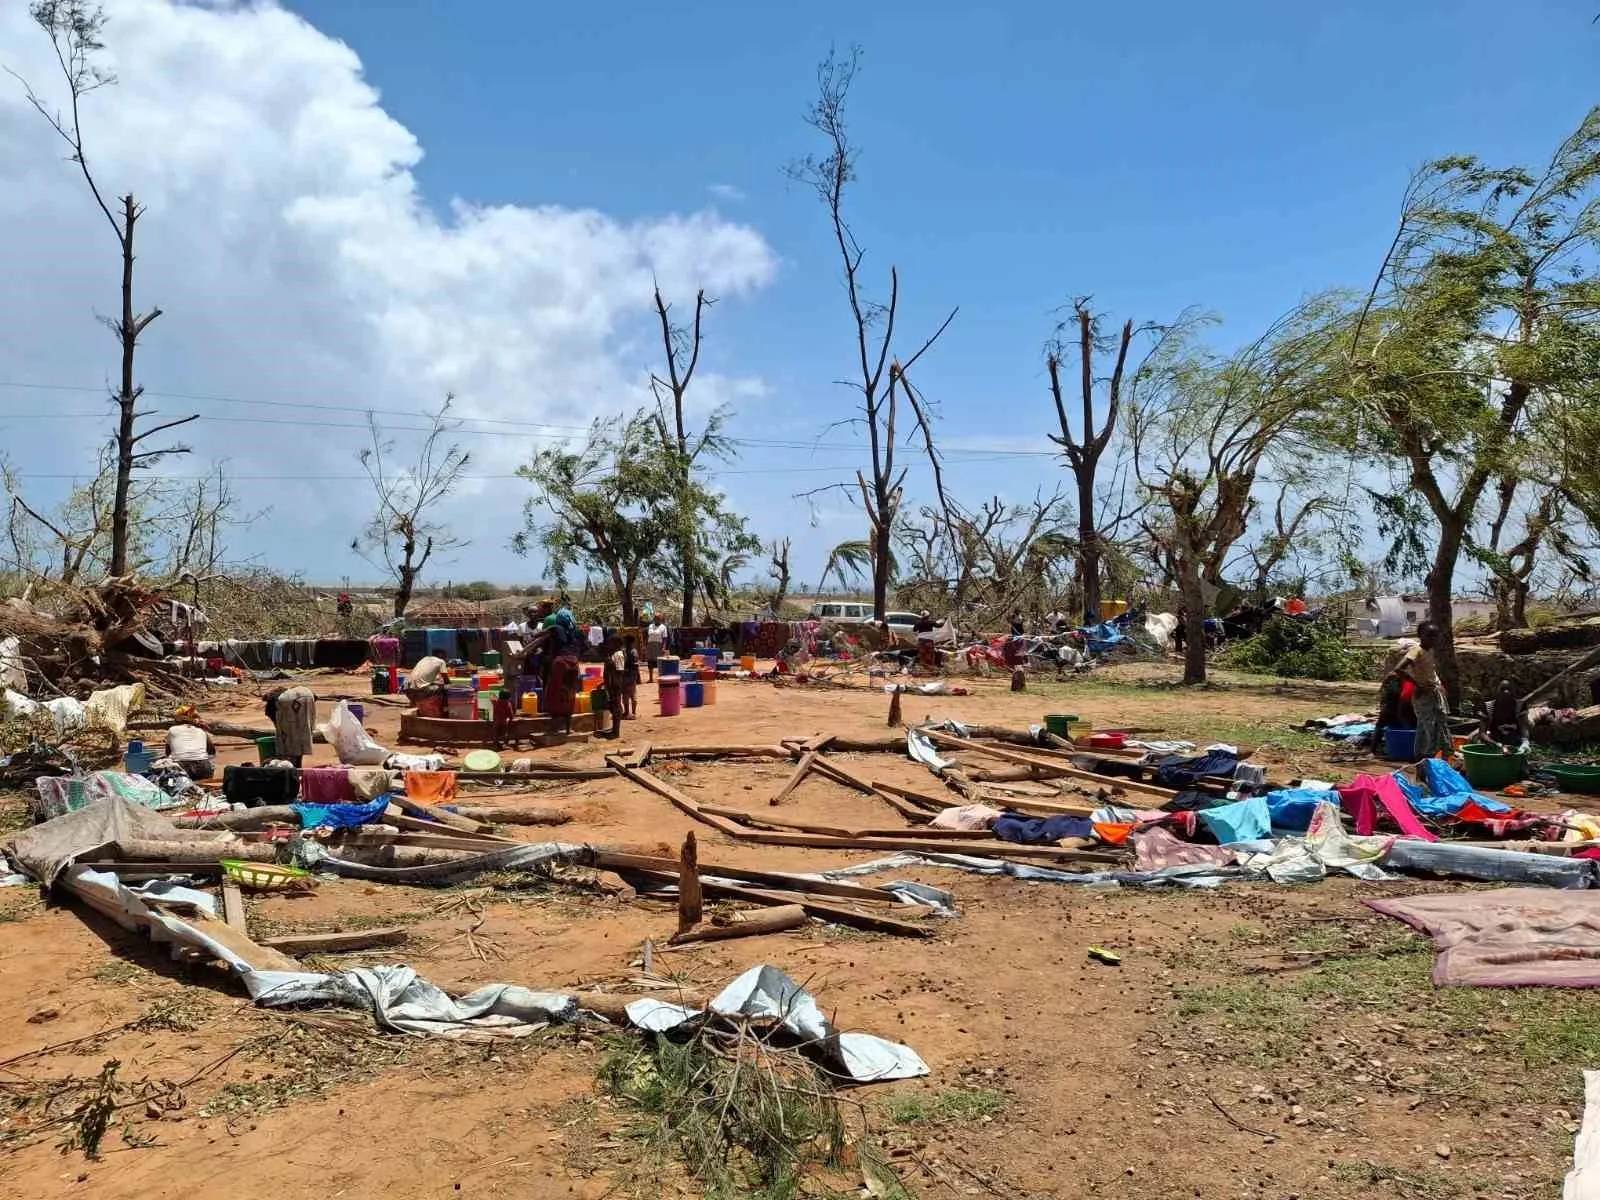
xmin=684 ymin=681 xmax=705 ymax=708
xmin=740 ymin=655 xmax=756 ymax=672
xmin=659 ymin=656 xmax=680 ymax=678
xmin=482 ymin=650 xmax=501 ymax=670
xmin=1383 ymin=726 xmax=1417 ymax=761
xmin=255 ymin=735 xmax=277 ymax=764
xmin=520 ymin=692 xmax=539 ymax=716
xmin=680 ymin=668 xmax=700 ymax=682
xmin=348 ymin=702 xmax=365 ymax=724
xmin=124 ymin=739 xmax=152 ymax=775
xmin=371 ymin=668 xmax=391 ymax=696
xmin=658 ymin=678 xmax=682 ymax=716
xmin=701 ymin=679 xmax=717 ymax=706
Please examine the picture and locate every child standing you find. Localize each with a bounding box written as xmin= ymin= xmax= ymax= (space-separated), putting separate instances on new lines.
xmin=603 ymin=636 xmax=627 ymax=739
xmin=492 ymin=687 xmax=516 ymax=750
xmin=622 ymin=634 xmax=641 ymax=718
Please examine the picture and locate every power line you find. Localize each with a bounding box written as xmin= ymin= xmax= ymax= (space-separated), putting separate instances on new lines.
xmin=0 ymin=379 xmax=1063 ymax=458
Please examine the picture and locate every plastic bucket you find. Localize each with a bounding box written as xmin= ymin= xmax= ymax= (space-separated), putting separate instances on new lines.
xmin=1462 ymin=743 xmax=1527 ymax=789
xmin=591 ymin=687 xmax=609 ymax=715
xmin=659 ymin=656 xmax=680 ymax=678
xmin=1383 ymin=726 xmax=1417 ymax=761
xmin=1068 ymin=721 xmax=1092 ymax=740
xmin=684 ymin=681 xmax=705 ymax=708
xmin=1044 ymin=714 xmax=1074 ymax=738
xmin=659 ymin=679 xmax=682 ymax=716
xmin=740 ymin=655 xmax=756 ymax=672
xmin=371 ymin=668 xmax=390 ymax=696
xmin=701 ymin=679 xmax=717 ymax=705
xmin=1088 ymin=732 xmax=1126 ymax=750
xmin=681 ymin=668 xmax=700 ymax=682
xmin=416 ymin=692 xmax=446 ymax=718
xmin=482 ymin=650 xmax=501 ymax=670
xmin=256 ymin=735 xmax=277 ymax=764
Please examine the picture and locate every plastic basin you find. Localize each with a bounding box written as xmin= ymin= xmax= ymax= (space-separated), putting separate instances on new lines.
xmin=1461 ymin=743 xmax=1527 ymax=790
xmin=1546 ymin=764 xmax=1600 ymax=795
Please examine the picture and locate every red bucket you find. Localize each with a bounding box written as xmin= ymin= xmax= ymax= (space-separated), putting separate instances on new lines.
xmin=1088 ymin=732 xmax=1127 ymax=750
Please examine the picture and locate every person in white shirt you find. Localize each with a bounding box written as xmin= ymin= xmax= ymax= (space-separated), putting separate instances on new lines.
xmin=164 ymin=722 xmax=216 ymax=780
xmin=645 ymin=617 xmax=669 ymax=681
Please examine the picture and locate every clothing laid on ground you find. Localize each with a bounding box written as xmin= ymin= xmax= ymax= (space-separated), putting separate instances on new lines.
xmin=299 ymin=766 xmax=356 ymax=804
xmin=1152 ymin=750 xmax=1240 ymax=789
xmin=991 ymin=813 xmax=1095 ymax=845
xmin=406 ymin=770 xmax=458 ymax=805
xmin=1196 ymin=795 xmax=1271 ymax=843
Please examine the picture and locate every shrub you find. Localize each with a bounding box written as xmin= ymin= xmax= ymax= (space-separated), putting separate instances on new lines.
xmin=1218 ymin=616 xmax=1381 ymax=682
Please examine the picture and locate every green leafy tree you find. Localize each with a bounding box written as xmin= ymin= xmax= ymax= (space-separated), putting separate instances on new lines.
xmin=512 ymin=412 xmax=670 ymax=625
xmin=1343 ymin=109 xmax=1600 ymax=703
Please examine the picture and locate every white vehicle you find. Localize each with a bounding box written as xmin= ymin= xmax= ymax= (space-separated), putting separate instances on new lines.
xmin=809 ymin=601 xmax=874 ymax=623
xmin=884 ymin=611 xmax=923 ymax=637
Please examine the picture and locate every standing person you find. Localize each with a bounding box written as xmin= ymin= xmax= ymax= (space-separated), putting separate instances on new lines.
xmin=1387 ymin=621 xmax=1449 ymax=759
xmin=533 ymin=607 xmax=583 ymax=736
xmin=645 ymin=613 xmax=669 ymax=682
xmin=491 ymin=687 xmax=516 ymax=750
xmin=265 ymin=685 xmax=316 ymax=768
xmin=622 ymin=634 xmax=641 ymax=718
xmin=603 ymin=635 xmax=627 ymax=739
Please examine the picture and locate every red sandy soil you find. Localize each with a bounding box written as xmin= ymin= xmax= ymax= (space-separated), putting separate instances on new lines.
xmin=0 ymin=665 xmax=1576 ymax=1199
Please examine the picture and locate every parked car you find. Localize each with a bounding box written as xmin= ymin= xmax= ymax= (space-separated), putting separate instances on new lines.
xmin=809 ymin=601 xmax=874 ymax=623
xmin=884 ymin=611 xmax=923 ymax=637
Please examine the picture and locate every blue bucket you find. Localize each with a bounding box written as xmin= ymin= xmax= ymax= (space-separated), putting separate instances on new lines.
xmin=684 ymin=681 xmax=705 ymax=708
xmin=1384 ymin=726 xmax=1417 ymax=761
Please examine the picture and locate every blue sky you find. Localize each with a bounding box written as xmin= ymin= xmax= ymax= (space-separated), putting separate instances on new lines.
xmin=3 ymin=0 xmax=1596 ymax=593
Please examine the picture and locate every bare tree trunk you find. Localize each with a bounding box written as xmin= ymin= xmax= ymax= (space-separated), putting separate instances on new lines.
xmin=1427 ymin=522 xmax=1464 ymax=711
xmin=110 ymin=194 xmax=140 ymax=578
xmin=1511 ymin=579 xmax=1531 ymax=630
xmin=872 ymin=487 xmax=893 ymax=618
xmin=1178 ymin=553 xmax=1207 ymax=686
xmin=1077 ymin=473 xmax=1100 ymax=623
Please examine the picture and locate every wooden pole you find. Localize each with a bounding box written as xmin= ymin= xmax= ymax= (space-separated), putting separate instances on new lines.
xmin=769 ymin=751 xmax=816 ymax=806
xmin=677 ymin=832 xmax=702 ymax=934
xmin=669 ymin=904 xmax=806 ymax=944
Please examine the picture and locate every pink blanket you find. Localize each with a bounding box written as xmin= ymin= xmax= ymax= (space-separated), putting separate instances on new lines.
xmin=1367 ymin=889 xmax=1600 ymax=987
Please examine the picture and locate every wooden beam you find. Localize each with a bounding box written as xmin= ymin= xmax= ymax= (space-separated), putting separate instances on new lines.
xmin=390 ymin=794 xmax=489 ymax=834
xmin=591 ymin=849 xmax=911 ymax=905
xmin=670 ymin=904 xmax=807 ymax=944
xmin=647 ymin=744 xmax=794 ymax=759
xmin=769 ymin=750 xmax=817 ymax=806
xmin=920 ymin=729 xmax=1177 ymax=798
xmin=700 ymin=804 xmax=856 ymax=838
xmin=383 ymin=805 xmax=516 ymax=843
xmin=623 ymin=868 xmax=932 ymax=938
xmin=220 ymin=880 xmax=247 ymax=934
xmin=807 ymin=755 xmax=877 ymax=794
xmin=257 ymin=927 xmax=409 ymax=954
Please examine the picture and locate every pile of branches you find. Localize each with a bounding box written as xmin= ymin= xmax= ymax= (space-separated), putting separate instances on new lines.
xmin=0 ymin=576 xmax=201 ymax=700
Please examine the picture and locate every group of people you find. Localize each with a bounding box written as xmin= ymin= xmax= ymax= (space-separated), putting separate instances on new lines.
xmin=404 ymin=601 xmax=676 ymax=744
xmin=1375 ymin=620 xmax=1530 ymax=759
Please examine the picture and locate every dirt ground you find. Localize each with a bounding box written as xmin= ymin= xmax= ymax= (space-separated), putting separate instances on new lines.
xmin=0 ymin=663 xmax=1589 ymax=1199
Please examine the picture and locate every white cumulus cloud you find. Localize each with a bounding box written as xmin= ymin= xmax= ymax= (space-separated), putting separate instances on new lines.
xmin=0 ymin=0 xmax=777 ymax=578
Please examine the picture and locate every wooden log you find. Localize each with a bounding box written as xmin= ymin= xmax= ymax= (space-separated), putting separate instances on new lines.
xmin=922 ymin=730 xmax=1177 ymax=798
xmin=338 ymin=831 xmax=518 ymax=853
xmin=648 ymin=744 xmax=794 ymax=759
xmin=325 ymin=844 xmax=480 ymax=869
xmin=700 ymin=804 xmax=856 ymax=838
xmin=608 ymin=764 xmax=748 ymax=837
xmin=257 ymin=927 xmax=409 ymax=954
xmin=817 ymin=734 xmax=905 ymax=754
xmin=591 ymin=850 xmax=909 ymax=905
xmin=220 ymin=880 xmax=247 ymax=933
xmin=670 ymin=904 xmax=807 ymax=944
xmin=623 ymin=869 xmax=932 ymax=938
xmin=383 ymin=810 xmax=519 ymax=844
xmin=390 ymin=794 xmax=489 ymax=834
xmin=769 ymin=751 xmax=817 ymax=806
xmin=871 ymin=780 xmax=956 ymax=811
xmin=802 ymin=732 xmax=839 ymax=752
xmin=570 ymin=990 xmax=707 ymax=1024
xmin=450 ymin=805 xmax=570 ymax=825
xmin=175 ymin=806 xmax=300 ymax=831
xmin=677 ymin=833 xmax=702 ymax=934
xmin=105 ymin=839 xmax=275 ymax=864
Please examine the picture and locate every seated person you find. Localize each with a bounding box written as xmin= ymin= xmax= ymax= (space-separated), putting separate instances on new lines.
xmin=164 ymin=722 xmax=216 ymax=779
xmin=405 ymin=655 xmax=448 ymax=703
xmin=1472 ymin=680 xmax=1530 ymax=754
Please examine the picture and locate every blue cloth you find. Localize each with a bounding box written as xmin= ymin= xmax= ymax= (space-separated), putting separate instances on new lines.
xmin=1262 ymin=788 xmax=1341 ymax=832
xmin=1153 ymin=750 xmax=1240 ymax=789
xmin=1323 ymin=722 xmax=1375 ymax=741
xmin=992 ymin=813 xmax=1095 ymax=845
xmin=292 ymin=794 xmax=390 ymax=831
xmin=1198 ymin=795 xmax=1271 ymax=843
xmin=425 ymin=628 xmax=456 ymax=659
xmin=1412 ymin=760 xmax=1511 ymax=815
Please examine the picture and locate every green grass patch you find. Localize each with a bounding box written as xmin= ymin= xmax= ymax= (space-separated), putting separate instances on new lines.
xmin=880 ymin=1086 xmax=1005 ymax=1126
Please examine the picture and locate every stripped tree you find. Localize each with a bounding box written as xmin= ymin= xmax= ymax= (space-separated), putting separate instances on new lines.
xmin=354 ymin=398 xmax=470 ymax=618
xmin=790 ymin=47 xmax=956 ymax=619
xmin=12 ymin=0 xmax=197 ymax=578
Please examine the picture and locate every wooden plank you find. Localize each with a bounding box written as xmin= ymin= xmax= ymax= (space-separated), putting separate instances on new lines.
xmin=220 ymin=880 xmax=247 ymax=934
xmin=623 ymin=869 xmax=932 ymax=938
xmin=591 ymin=850 xmax=909 ymax=905
xmin=677 ymin=833 xmax=702 ymax=935
xmin=390 ymin=793 xmax=489 ymax=834
xmin=869 ymin=786 xmax=937 ymax=824
xmin=920 ymin=729 xmax=1177 ymax=798
xmin=700 ymin=803 xmax=855 ymax=838
xmin=807 ymin=755 xmax=877 ymax=794
xmin=871 ymin=780 xmax=955 ymax=811
xmin=670 ymin=904 xmax=806 ymax=944
xmin=646 ymin=744 xmax=794 ymax=759
xmin=383 ymin=806 xmax=516 ymax=843
xmin=769 ymin=751 xmax=817 ymax=806
xmin=257 ymin=927 xmax=409 ymax=954
xmin=607 ymin=764 xmax=749 ymax=837
xmin=340 ymin=831 xmax=519 ymax=853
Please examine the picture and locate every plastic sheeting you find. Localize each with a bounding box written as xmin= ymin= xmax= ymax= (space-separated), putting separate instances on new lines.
xmin=1382 ymin=840 xmax=1596 ymax=888
xmin=319 ymin=699 xmax=390 ymax=766
xmin=9 ymin=793 xmax=211 ymax=880
xmin=625 ymin=964 xmax=928 ymax=1083
xmin=84 ymin=682 xmax=145 ymax=736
